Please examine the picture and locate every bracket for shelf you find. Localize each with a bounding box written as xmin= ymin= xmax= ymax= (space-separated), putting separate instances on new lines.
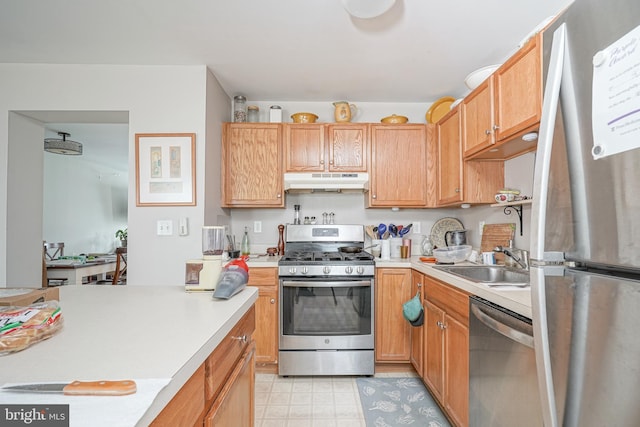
xmin=502 ymin=204 xmax=524 ymax=236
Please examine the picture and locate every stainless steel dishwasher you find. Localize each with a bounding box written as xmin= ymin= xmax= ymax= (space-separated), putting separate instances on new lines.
xmin=469 ymin=296 xmax=543 ymax=426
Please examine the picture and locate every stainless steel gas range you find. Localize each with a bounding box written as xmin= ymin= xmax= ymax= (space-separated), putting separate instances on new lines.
xmin=278 ymin=224 xmax=375 ymax=376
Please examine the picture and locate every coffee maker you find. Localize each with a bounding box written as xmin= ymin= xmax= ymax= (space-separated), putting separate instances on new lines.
xmin=185 ymin=226 xmax=225 ymax=292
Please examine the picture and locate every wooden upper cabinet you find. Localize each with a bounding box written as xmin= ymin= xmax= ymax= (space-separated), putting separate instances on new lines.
xmin=438 ymin=107 xmax=504 ymax=207
xmin=494 ymin=33 xmax=542 ymax=143
xmin=327 ymin=124 xmax=368 ymax=172
xmin=437 ymin=107 xmax=463 ymax=205
xmin=369 ymin=124 xmax=429 ymax=207
xmin=463 ymin=32 xmax=542 ymax=160
xmin=285 ymin=124 xmax=325 ymax=172
xmin=462 ymin=78 xmax=495 ymax=158
xmin=285 ymin=123 xmax=367 ymax=173
xmin=222 ymin=123 xmax=284 ymax=207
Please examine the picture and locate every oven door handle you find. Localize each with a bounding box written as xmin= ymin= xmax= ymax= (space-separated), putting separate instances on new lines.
xmin=282 ymin=280 xmax=371 ymax=288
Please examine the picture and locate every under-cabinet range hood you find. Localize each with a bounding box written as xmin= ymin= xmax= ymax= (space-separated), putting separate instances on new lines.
xmin=284 ymin=172 xmax=369 ymax=193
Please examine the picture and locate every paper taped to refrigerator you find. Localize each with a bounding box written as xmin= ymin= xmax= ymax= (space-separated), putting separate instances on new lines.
xmin=591 ymin=24 xmax=640 ymax=159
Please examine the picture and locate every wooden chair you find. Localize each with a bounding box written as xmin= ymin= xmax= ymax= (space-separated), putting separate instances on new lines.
xmin=97 ymin=247 xmax=127 ymax=285
xmin=43 ymin=241 xmax=67 ymax=286
xmin=111 ymin=247 xmax=127 ymax=285
xmin=44 ymin=242 xmax=64 ymax=261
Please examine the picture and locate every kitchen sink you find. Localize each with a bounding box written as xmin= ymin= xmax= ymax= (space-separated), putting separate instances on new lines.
xmin=434 ymin=265 xmax=530 ymax=287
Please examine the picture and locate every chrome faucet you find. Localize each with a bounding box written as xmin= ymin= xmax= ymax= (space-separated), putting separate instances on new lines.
xmin=493 ymin=246 xmax=529 ymax=269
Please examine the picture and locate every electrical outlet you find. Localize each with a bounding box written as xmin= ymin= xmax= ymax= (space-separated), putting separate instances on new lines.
xmin=254 ymin=221 xmax=262 ymax=233
xmin=157 ymin=220 xmax=173 ymax=236
xmin=412 ymin=222 xmax=421 ymax=234
xmin=479 ymin=221 xmax=485 ymax=237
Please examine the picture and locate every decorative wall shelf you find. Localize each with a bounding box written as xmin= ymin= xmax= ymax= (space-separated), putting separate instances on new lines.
xmin=490 ymin=199 xmax=532 ymax=236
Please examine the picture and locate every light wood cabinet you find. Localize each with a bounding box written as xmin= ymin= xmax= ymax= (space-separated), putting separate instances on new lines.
xmin=248 ymin=268 xmax=278 ymax=365
xmin=204 ymin=343 xmax=255 ymax=427
xmin=222 ymin=123 xmax=284 ymax=207
xmin=437 ymin=106 xmax=504 ymax=207
xmin=285 ymin=123 xmax=367 ymax=172
xmin=152 ymin=306 xmax=256 ymax=426
xmin=375 ymin=268 xmax=412 ymax=362
xmin=422 ymin=276 xmax=469 ymax=427
xmin=437 ymin=107 xmax=463 ymax=205
xmin=369 ymin=124 xmax=432 ymax=207
xmin=410 ymin=270 xmax=424 ymax=375
xmin=465 ymin=33 xmax=542 ymax=160
xmin=462 ymin=79 xmax=494 ymax=158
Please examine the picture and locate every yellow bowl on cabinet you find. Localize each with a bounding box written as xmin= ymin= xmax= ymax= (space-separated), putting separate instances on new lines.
xmin=380 ymin=114 xmax=409 ymax=124
xmin=291 ymin=112 xmax=319 ymax=123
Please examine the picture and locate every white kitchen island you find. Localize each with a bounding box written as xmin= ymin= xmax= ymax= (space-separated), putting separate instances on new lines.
xmin=0 ymin=285 xmax=258 ymax=426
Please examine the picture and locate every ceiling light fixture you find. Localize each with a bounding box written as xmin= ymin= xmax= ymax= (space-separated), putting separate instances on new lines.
xmin=44 ymin=132 xmax=83 ymax=155
xmin=342 ymin=0 xmax=396 ymax=19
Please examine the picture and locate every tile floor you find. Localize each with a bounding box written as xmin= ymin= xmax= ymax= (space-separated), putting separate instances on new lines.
xmin=255 ymin=371 xmax=418 ymax=427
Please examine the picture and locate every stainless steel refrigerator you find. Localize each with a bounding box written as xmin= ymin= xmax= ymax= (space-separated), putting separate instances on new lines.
xmin=531 ymin=0 xmax=640 ymax=425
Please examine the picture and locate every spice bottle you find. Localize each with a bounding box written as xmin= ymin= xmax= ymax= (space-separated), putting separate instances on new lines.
xmin=234 ymin=96 xmax=247 ymax=122
xmin=294 ymin=204 xmax=301 ymax=225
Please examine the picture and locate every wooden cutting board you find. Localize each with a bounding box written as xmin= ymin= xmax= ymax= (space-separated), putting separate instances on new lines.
xmin=481 ymin=223 xmax=516 ymax=262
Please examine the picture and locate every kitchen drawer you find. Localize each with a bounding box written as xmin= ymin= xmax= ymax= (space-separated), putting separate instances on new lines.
xmin=205 ymin=306 xmax=256 ymax=404
xmin=424 ymin=278 xmax=470 ymax=325
xmin=247 ymin=267 xmax=277 ymax=287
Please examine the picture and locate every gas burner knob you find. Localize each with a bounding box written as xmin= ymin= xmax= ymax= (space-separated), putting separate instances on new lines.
xmin=301 ymin=267 xmax=309 ymax=275
xmin=288 ymin=267 xmax=297 ymax=275
xmin=345 ymin=266 xmax=354 ymax=274
xmin=356 ymin=266 xmax=365 ymax=275
xmin=323 ymin=266 xmax=331 ymax=275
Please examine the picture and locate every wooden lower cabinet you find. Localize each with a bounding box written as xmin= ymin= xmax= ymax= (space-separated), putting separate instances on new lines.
xmin=151 ymin=306 xmax=256 ymax=426
xmin=204 ymin=342 xmax=255 ymax=426
xmin=422 ymin=275 xmax=469 ymax=427
xmin=410 ymin=270 xmax=424 ymax=374
xmin=248 ymin=268 xmax=278 ymax=365
xmin=375 ymin=268 xmax=412 ymax=362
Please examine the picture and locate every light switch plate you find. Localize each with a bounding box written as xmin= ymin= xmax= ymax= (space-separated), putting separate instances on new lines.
xmin=254 ymin=221 xmax=262 ymax=233
xmin=157 ymin=220 xmax=173 ymax=236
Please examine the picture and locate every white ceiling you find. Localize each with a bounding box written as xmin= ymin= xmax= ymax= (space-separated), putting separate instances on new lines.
xmin=0 ymin=0 xmax=573 ymax=103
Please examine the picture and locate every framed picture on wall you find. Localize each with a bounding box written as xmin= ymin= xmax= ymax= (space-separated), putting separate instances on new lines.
xmin=135 ymin=133 xmax=196 ymax=206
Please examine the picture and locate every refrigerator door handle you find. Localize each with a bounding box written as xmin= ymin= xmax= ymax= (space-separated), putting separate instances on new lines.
xmin=530 ymin=24 xmax=567 ymax=263
xmin=531 ymin=23 xmax=567 ymax=427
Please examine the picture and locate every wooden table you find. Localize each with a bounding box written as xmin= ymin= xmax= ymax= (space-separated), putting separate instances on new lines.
xmin=46 ymin=260 xmax=118 ymax=285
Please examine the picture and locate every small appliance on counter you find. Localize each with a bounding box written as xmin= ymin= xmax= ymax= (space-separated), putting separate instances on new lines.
xmin=185 ymin=226 xmax=225 ymax=292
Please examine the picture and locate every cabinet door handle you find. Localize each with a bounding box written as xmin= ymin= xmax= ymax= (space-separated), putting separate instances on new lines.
xmin=493 ymin=124 xmax=500 ymax=131
xmin=277 ymin=194 xmax=282 ymax=198
xmin=320 ymin=159 xmax=324 ymax=165
xmin=270 ymin=298 xmax=275 ymax=304
xmin=372 ymin=194 xmax=377 ymax=199
xmin=231 ymin=335 xmax=248 ymax=343
xmin=454 ymin=188 xmax=460 ymax=193
xmin=485 ymin=129 xmax=491 ymax=135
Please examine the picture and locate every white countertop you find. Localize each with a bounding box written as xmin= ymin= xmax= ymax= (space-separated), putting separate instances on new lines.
xmin=376 ymin=257 xmax=532 ymax=318
xmin=0 ymin=285 xmax=258 ymax=426
xmin=246 ymin=254 xmax=531 ymax=317
xmin=245 ymin=255 xmax=280 ymax=267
